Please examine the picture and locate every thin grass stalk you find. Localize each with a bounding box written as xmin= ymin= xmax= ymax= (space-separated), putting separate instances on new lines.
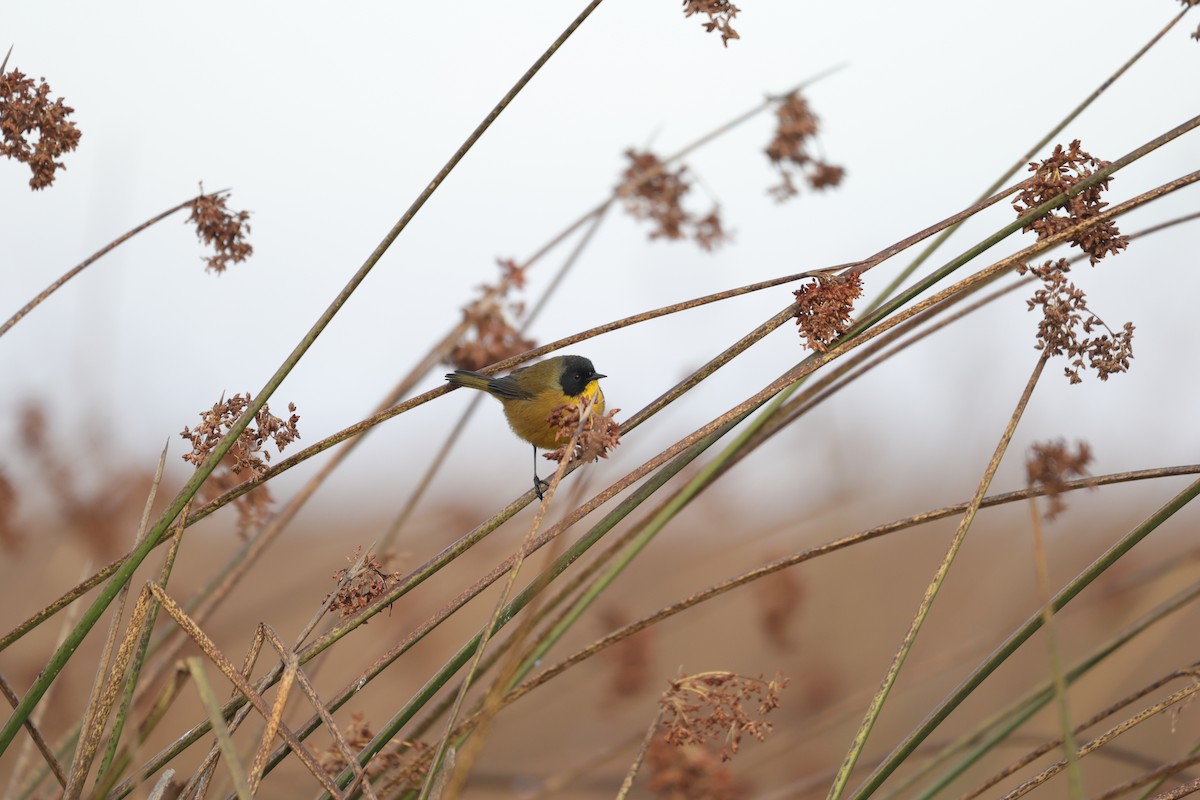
xmin=960 ymin=666 xmax=1200 ymax=800
xmin=615 ymin=708 xmax=666 ymax=800
xmin=5 ymin=562 xmax=93 ymax=799
xmin=995 ymin=674 xmax=1200 ymax=800
xmin=96 ymin=490 xmax=186 ymax=789
xmin=0 ymin=673 xmax=65 ymax=788
xmin=430 ymin=476 xmax=599 ymax=799
xmin=907 ymin=580 xmax=1200 ymax=799
xmin=417 ymin=425 xmax=583 ymax=800
xmin=185 ymin=659 xmax=253 ymax=800
xmin=866 ymin=4 xmax=1190 ymax=308
xmin=64 ymin=445 xmax=170 ymax=797
xmin=1027 ymin=492 xmax=1084 ymax=798
xmin=848 ymin=476 xmax=1200 ymax=800
xmin=827 ymin=352 xmax=1048 ymax=800
xmin=1102 ymin=749 xmax=1200 ymax=800
xmin=0 ymin=0 xmax=606 ymax=755
xmin=180 ymin=626 xmax=268 ymax=800
xmin=0 ymin=194 xmax=213 ymax=339
xmin=89 ymin=664 xmax=189 ymax=800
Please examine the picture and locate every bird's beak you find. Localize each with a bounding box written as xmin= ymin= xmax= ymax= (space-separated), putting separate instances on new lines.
xmin=591 ymin=373 xmax=607 ymax=381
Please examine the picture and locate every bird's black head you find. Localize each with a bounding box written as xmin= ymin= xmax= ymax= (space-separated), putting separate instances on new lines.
xmin=557 ymin=355 xmax=606 ymax=397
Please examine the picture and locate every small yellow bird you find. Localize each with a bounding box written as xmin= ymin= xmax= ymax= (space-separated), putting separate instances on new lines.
xmin=445 ymin=355 xmax=606 ymax=498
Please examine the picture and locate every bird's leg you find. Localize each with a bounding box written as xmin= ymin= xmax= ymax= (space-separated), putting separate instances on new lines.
xmin=532 ymin=444 xmax=549 ymax=500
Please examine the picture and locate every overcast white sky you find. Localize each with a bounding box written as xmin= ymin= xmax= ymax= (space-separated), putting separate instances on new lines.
xmin=3 ymin=2 xmax=1199 ymax=520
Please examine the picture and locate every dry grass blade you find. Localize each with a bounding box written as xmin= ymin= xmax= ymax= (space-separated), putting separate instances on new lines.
xmin=0 ymin=671 xmax=66 ymax=788
xmin=994 ymin=672 xmax=1200 ymax=800
xmin=257 ymin=625 xmax=379 ymax=800
xmin=185 ymin=658 xmax=253 ymax=800
xmin=145 ymin=585 xmax=344 ymax=797
xmin=830 ymin=351 xmax=1046 ymax=799
xmin=615 ymin=707 xmax=666 ymax=800
xmin=65 ymin=442 xmax=169 ymax=798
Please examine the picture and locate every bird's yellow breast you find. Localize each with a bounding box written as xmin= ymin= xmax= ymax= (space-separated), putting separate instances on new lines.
xmin=500 ymin=380 xmax=605 ymax=450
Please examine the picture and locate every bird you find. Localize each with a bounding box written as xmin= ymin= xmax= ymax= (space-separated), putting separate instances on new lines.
xmin=445 ymin=354 xmax=606 ymax=499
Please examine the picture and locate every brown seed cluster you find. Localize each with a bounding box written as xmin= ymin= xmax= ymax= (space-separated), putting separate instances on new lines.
xmin=681 ymin=0 xmax=741 ymax=47
xmin=326 ymin=547 xmax=401 ymax=620
xmin=765 ymin=92 xmax=845 ymax=202
xmin=617 ymin=149 xmax=728 ymax=251
xmin=19 ymin=403 xmax=150 ymax=556
xmin=645 ymin=735 xmax=749 ymax=800
xmin=753 ymin=568 xmax=805 ymax=651
xmin=659 ymin=671 xmax=787 ymax=761
xmin=599 ymin=607 xmax=655 ymax=698
xmin=1026 ymin=439 xmax=1094 ymax=520
xmin=179 ymin=393 xmax=300 ymax=535
xmin=792 ymin=273 xmax=864 ymax=352
xmin=319 ymin=712 xmax=430 ymax=789
xmin=1012 ymin=141 xmax=1128 ymax=265
xmin=188 ymin=190 xmax=254 ymax=274
xmin=1018 ymin=259 xmax=1134 ymax=384
xmin=0 ymin=468 xmax=22 ymax=554
xmin=544 ymin=398 xmax=622 ymax=465
xmin=448 ymin=258 xmax=536 ymax=371
xmin=0 ymin=65 xmax=81 ymax=190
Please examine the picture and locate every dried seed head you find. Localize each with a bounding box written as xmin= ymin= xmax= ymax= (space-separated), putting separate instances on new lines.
xmin=179 ymin=394 xmax=301 ymax=536
xmin=765 ymin=92 xmax=844 ymax=202
xmin=326 ymin=547 xmax=401 ymax=620
xmin=544 ymin=398 xmax=622 ymax=465
xmin=188 ymin=190 xmax=254 ymax=274
xmin=1017 ymin=259 xmax=1134 ymax=383
xmin=645 ymin=734 xmax=750 ymax=799
xmin=659 ymin=671 xmax=788 ymax=761
xmin=0 ymin=65 xmax=81 ymax=190
xmin=1026 ymin=439 xmax=1093 ymax=520
xmin=448 ymin=260 xmax=535 ymax=371
xmin=599 ymin=607 xmax=655 ymax=698
xmin=0 ymin=468 xmax=22 ymax=554
xmin=753 ymin=568 xmax=805 ymax=651
xmin=617 ymin=149 xmax=729 ymax=251
xmin=793 ymin=273 xmax=864 ymax=352
xmin=318 ymin=712 xmax=430 ymax=787
xmin=1012 ymin=140 xmax=1128 ymax=265
xmin=681 ymin=0 xmax=741 ymax=47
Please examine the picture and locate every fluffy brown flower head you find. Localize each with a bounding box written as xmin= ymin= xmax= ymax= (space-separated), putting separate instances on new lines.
xmin=645 ymin=734 xmax=749 ymax=800
xmin=326 ymin=547 xmax=401 ymax=620
xmin=544 ymin=397 xmax=622 ymax=465
xmin=0 ymin=468 xmax=22 ymax=554
xmin=0 ymin=62 xmax=81 ymax=190
xmin=753 ymin=567 xmax=805 ymax=651
xmin=19 ymin=402 xmax=150 ymax=556
xmin=765 ymin=92 xmax=845 ymax=202
xmin=1027 ymin=439 xmax=1093 ymax=521
xmin=1018 ymin=259 xmax=1134 ymax=384
xmin=682 ymin=0 xmax=741 ymax=46
xmin=179 ymin=394 xmax=300 ymax=535
xmin=188 ymin=189 xmax=254 ymax=274
xmin=319 ymin=712 xmax=430 ymax=787
xmin=447 ymin=258 xmax=536 ymax=371
xmin=617 ymin=149 xmax=728 ymax=251
xmin=793 ymin=272 xmax=864 ymax=352
xmin=1013 ymin=141 xmax=1128 ymax=265
xmin=599 ymin=607 xmax=655 ymax=698
xmin=659 ymin=671 xmax=787 ymax=761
